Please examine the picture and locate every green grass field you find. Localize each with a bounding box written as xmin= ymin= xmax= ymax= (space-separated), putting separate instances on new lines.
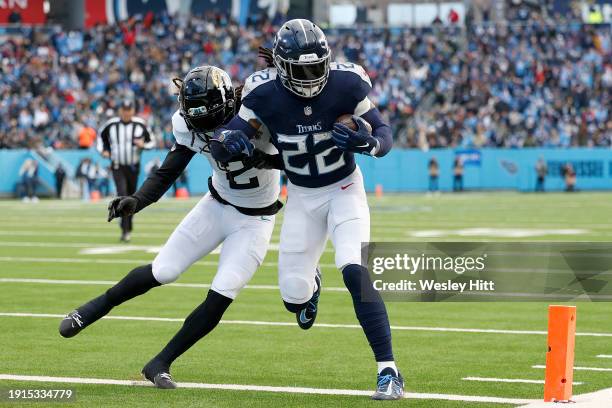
xmin=0 ymin=192 xmax=611 ymax=407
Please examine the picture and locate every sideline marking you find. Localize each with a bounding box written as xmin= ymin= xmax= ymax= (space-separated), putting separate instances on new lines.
xmin=0 ymin=374 xmax=538 ymax=404
xmin=463 ymin=377 xmax=583 ymax=385
xmin=1 ymin=312 xmax=612 ymax=337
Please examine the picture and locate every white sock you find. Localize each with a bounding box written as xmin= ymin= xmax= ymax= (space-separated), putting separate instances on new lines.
xmin=377 ymin=361 xmax=397 ymax=375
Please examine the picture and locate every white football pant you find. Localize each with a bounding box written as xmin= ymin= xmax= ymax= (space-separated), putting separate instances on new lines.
xmin=152 ymin=193 xmax=275 ymax=299
xmin=278 ymin=167 xmax=370 ymax=305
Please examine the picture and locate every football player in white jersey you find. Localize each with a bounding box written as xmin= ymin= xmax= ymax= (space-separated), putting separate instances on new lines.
xmin=58 ymin=65 xmax=282 ymax=389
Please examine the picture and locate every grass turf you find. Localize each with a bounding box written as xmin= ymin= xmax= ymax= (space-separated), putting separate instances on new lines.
xmin=0 ymin=192 xmax=611 ymax=407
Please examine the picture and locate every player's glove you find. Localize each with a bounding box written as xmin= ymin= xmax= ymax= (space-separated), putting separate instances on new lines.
xmin=107 ymin=196 xmax=139 ymax=222
xmin=331 ymin=116 xmax=379 ymax=156
xmin=250 ymin=150 xmax=284 ymax=170
xmin=218 ymin=130 xmax=254 ymax=157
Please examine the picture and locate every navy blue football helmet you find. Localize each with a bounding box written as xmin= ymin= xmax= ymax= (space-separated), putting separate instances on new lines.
xmin=174 ymin=65 xmax=236 ymax=132
xmin=273 ymin=19 xmax=331 ymax=98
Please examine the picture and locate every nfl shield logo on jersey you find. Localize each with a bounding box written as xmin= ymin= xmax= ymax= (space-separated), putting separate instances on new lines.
xmin=304 ymin=106 xmax=312 ymax=116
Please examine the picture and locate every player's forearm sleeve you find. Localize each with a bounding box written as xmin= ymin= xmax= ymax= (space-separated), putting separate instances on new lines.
xmin=217 ymin=116 xmax=258 ymax=139
xmin=132 ymin=144 xmax=195 ymax=212
xmin=211 ymin=116 xmax=259 ymax=162
xmin=362 ymin=108 xmax=392 ymax=157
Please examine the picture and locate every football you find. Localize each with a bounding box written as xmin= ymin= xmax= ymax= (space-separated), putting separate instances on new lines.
xmin=336 ymin=114 xmax=373 ymax=134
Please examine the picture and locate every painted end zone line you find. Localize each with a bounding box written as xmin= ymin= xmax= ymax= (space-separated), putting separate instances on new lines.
xmin=2 ymin=313 xmax=612 ymax=338
xmin=463 ymin=377 xmax=583 ymax=385
xmin=0 ymin=374 xmax=538 ymax=405
xmin=532 ymin=365 xmax=612 ymax=372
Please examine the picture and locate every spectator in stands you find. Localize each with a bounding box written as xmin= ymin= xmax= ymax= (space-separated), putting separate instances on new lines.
xmin=0 ymin=12 xmax=609 ymax=151
xmin=428 ymin=158 xmax=439 ymax=192
xmin=453 ymin=157 xmax=464 ymax=192
xmin=54 ymin=164 xmax=66 ymax=198
xmin=8 ymin=11 xmax=22 ymax=23
xmin=18 ymin=159 xmax=39 ymax=202
xmin=448 ymin=8 xmax=459 ymax=24
xmin=563 ymin=163 xmax=577 ymax=192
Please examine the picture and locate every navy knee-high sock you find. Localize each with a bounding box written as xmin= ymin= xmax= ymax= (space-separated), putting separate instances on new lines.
xmin=342 ymin=264 xmax=394 ymax=362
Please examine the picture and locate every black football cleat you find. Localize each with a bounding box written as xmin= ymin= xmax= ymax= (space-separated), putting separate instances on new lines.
xmin=59 ymin=310 xmax=86 ymax=338
xmin=296 ymin=268 xmax=321 ymax=330
xmin=371 ymin=367 xmax=405 ymax=400
xmin=142 ymin=359 xmax=177 ymax=389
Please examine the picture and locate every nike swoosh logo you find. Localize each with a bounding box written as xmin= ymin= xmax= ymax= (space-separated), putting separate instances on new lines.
xmin=299 ymin=310 xmax=311 ymax=324
xmin=341 ymin=183 xmax=354 ymax=190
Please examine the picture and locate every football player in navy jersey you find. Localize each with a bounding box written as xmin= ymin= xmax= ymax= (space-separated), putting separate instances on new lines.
xmin=211 ymin=19 xmax=403 ymax=400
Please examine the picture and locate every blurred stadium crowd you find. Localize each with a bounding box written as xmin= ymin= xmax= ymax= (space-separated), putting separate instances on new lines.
xmin=0 ymin=12 xmax=610 ymax=150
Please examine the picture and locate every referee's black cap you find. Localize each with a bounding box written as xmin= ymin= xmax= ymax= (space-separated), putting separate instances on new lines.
xmin=120 ymin=99 xmax=134 ymax=110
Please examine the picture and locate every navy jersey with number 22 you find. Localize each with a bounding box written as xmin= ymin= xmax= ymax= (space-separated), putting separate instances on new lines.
xmin=239 ymin=62 xmax=372 ymax=188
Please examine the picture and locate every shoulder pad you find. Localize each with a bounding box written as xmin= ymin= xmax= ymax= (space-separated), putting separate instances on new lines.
xmin=171 ymin=110 xmax=192 ymax=147
xmin=242 ymin=68 xmax=277 ymax=100
xmin=330 ymin=62 xmax=372 ymax=87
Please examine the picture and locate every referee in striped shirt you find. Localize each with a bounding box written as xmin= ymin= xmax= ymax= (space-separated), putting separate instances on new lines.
xmin=97 ymin=100 xmax=153 ymax=242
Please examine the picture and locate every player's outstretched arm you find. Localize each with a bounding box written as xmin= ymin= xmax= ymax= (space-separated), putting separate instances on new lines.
xmin=107 ymin=144 xmax=195 ymax=222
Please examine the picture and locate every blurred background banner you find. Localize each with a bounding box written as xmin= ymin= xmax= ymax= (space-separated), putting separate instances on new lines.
xmin=2 ymin=148 xmax=612 ymax=197
xmin=0 ymin=0 xmax=45 ymax=24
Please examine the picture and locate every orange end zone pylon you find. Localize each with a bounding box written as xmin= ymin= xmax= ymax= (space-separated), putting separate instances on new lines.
xmin=544 ymin=305 xmax=576 ymax=402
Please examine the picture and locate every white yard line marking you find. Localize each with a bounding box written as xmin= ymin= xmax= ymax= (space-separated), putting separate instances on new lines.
xmin=0 ymin=278 xmax=348 ymax=292
xmin=0 ymin=241 xmax=333 ymax=254
xmin=0 ymin=230 xmax=404 ymax=239
xmin=0 ymin=230 xmax=172 ymax=238
xmin=518 ymin=387 xmax=612 ymax=407
xmin=596 ymin=355 xmax=612 ymax=358
xmin=0 ymin=256 xmax=337 ymax=269
xmin=0 ymin=374 xmax=538 ymax=404
xmin=2 ymin=312 xmax=612 ymax=337
xmin=463 ymin=377 xmax=583 ymax=385
xmin=532 ymin=365 xmax=612 ymax=372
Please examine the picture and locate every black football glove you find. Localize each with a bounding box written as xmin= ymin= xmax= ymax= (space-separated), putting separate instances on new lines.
xmin=107 ymin=196 xmax=139 ymax=222
xmin=250 ymin=150 xmax=283 ymax=170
